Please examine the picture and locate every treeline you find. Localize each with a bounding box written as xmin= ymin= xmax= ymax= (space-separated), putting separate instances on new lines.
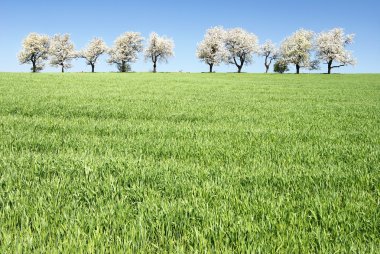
xmin=197 ymin=27 xmax=355 ymax=74
xmin=18 ymin=32 xmax=173 ymax=73
xmin=18 ymin=27 xmax=355 ymax=74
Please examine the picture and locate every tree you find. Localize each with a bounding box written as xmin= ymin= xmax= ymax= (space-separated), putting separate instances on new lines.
xmin=259 ymin=40 xmax=279 ymax=73
xmin=108 ymin=32 xmax=144 ymax=72
xmin=224 ymin=28 xmax=258 ymax=73
xmin=196 ymin=26 xmax=227 ymax=73
xmin=18 ymin=33 xmax=50 ymax=73
xmin=79 ymin=38 xmax=107 ymax=73
xmin=145 ymin=32 xmax=174 ymax=73
xmin=316 ymin=28 xmax=356 ymax=74
xmin=273 ymin=59 xmax=289 ymax=74
xmin=280 ymin=29 xmax=317 ymax=74
xmin=49 ymin=34 xmax=76 ymax=73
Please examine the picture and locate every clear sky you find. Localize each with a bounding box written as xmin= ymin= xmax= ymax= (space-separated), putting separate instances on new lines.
xmin=0 ymin=0 xmax=379 ymax=73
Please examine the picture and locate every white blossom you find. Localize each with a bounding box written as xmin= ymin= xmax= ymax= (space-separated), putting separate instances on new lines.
xmin=79 ymin=38 xmax=108 ymax=72
xmin=224 ymin=28 xmax=259 ymax=73
xmin=316 ymin=28 xmax=356 ymax=74
xmin=259 ymin=40 xmax=279 ymax=73
xmin=145 ymin=32 xmax=174 ymax=73
xmin=280 ymin=29 xmax=317 ymax=74
xmin=49 ymin=34 xmax=76 ymax=73
xmin=18 ymin=33 xmax=50 ymax=72
xmin=108 ymin=32 xmax=144 ymax=72
xmin=196 ymin=26 xmax=228 ymax=73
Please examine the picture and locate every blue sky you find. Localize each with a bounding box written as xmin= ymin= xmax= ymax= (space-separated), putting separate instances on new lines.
xmin=0 ymin=0 xmax=379 ymax=73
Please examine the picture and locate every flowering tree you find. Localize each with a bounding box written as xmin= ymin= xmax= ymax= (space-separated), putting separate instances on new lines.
xmin=79 ymin=38 xmax=107 ymax=73
xmin=224 ymin=28 xmax=259 ymax=73
xmin=280 ymin=29 xmax=317 ymax=74
xmin=18 ymin=33 xmax=50 ymax=72
xmin=196 ymin=26 xmax=227 ymax=73
xmin=259 ymin=40 xmax=279 ymax=73
xmin=108 ymin=32 xmax=144 ymax=72
xmin=316 ymin=28 xmax=356 ymax=74
xmin=49 ymin=34 xmax=76 ymax=73
xmin=145 ymin=32 xmax=174 ymax=73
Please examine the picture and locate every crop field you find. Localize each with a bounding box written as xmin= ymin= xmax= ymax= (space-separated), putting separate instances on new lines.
xmin=0 ymin=73 xmax=379 ymax=253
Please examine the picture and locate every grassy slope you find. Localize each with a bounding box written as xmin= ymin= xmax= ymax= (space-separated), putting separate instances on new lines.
xmin=0 ymin=73 xmax=379 ymax=253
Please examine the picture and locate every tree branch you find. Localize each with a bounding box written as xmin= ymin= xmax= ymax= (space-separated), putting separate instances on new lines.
xmin=331 ymin=64 xmax=345 ymax=69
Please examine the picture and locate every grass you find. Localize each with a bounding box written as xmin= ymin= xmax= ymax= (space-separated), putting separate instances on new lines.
xmin=0 ymin=73 xmax=379 ymax=253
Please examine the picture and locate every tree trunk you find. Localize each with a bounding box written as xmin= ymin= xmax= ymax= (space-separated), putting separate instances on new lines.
xmin=31 ymin=57 xmax=37 ymax=73
xmin=209 ymin=63 xmax=213 ymax=73
xmin=61 ymin=65 xmax=64 ymax=73
xmin=121 ymin=61 xmax=126 ymax=72
xmin=91 ymin=64 xmax=95 ymax=73
xmin=296 ymin=64 xmax=300 ymax=74
xmin=327 ymin=60 xmax=332 ymax=74
xmin=238 ymin=58 xmax=245 ymax=73
xmin=233 ymin=57 xmax=243 ymax=73
xmin=153 ymin=62 xmax=157 ymax=73
xmin=265 ymin=64 xmax=269 ymax=73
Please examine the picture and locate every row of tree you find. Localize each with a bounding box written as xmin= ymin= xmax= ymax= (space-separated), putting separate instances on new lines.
xmin=197 ymin=27 xmax=356 ymax=74
xmin=18 ymin=27 xmax=355 ymax=74
xmin=18 ymin=32 xmax=174 ymax=73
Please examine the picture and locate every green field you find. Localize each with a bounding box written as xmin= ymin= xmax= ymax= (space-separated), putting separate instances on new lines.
xmin=0 ymin=73 xmax=379 ymax=253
